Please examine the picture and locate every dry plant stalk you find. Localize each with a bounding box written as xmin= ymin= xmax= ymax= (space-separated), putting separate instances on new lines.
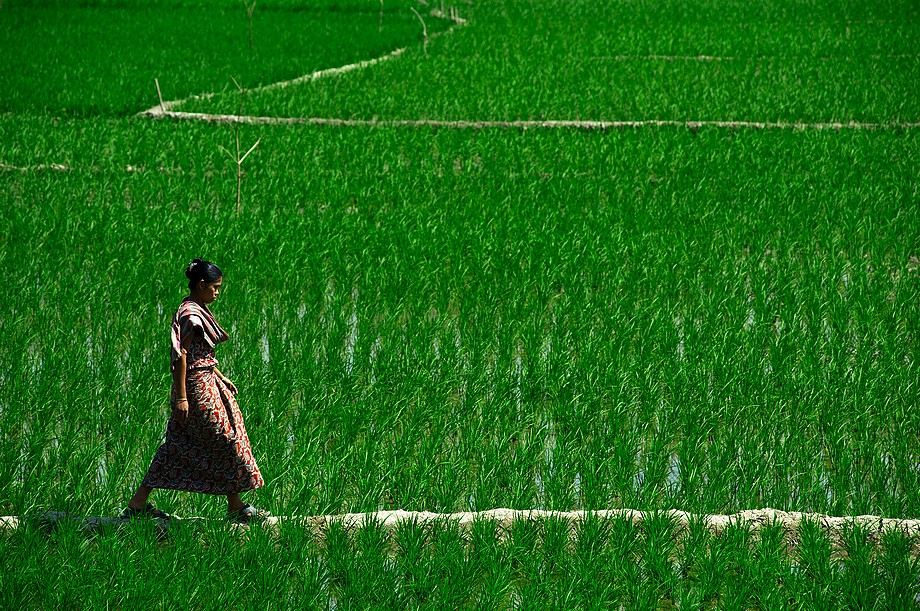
xmin=410 ymin=7 xmax=428 ymax=55
xmin=218 ymin=77 xmax=262 ymax=213
xmin=242 ymin=0 xmax=257 ymax=50
xmin=154 ymin=78 xmax=165 ymax=114
xmin=379 ymin=0 xmax=384 ymax=32
xmin=220 ymin=133 xmax=262 ymax=214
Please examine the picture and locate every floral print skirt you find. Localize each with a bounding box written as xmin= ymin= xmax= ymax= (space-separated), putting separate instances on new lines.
xmin=141 ymin=369 xmax=264 ymax=495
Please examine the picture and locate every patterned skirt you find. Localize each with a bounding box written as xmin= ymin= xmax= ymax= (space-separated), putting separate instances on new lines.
xmin=141 ymin=369 xmax=264 ymax=495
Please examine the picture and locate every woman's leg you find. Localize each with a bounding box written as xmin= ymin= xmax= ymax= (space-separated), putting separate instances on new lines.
xmin=128 ymin=485 xmax=153 ymax=511
xmin=227 ymin=493 xmax=246 ymax=513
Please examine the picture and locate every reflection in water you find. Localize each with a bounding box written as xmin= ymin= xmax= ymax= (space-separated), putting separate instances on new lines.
xmin=633 ymin=469 xmax=645 ymax=493
xmin=544 ymin=420 xmax=556 ymax=477
xmin=674 ymin=315 xmax=685 ymax=361
xmin=369 ymin=336 xmax=381 ymax=385
xmin=260 ymin=334 xmax=270 ymax=365
xmin=744 ymin=309 xmax=755 ymax=332
xmin=513 ymin=342 xmax=524 ymax=416
xmin=17 ymin=443 xmax=28 ymax=483
xmin=96 ymin=455 xmax=107 ymax=487
xmin=285 ymin=422 xmax=295 ymax=460
xmin=344 ymin=289 xmax=359 ymax=375
xmin=535 ymin=472 xmax=544 ymax=508
xmin=85 ymin=334 xmax=94 ymax=370
xmin=667 ymin=452 xmax=681 ymax=494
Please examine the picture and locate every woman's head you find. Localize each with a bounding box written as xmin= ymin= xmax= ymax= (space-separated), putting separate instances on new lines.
xmin=185 ymin=258 xmax=223 ymax=303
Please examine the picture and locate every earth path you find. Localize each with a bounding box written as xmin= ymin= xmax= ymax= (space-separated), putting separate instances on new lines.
xmin=139 ymin=115 xmax=920 ymax=131
xmin=134 ymin=13 xmax=920 ymax=131
xmin=139 ymin=10 xmax=466 ymax=118
xmin=4 ymin=508 xmax=919 ymax=550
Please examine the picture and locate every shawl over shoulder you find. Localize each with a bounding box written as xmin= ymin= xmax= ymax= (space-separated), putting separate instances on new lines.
xmin=170 ymin=298 xmax=230 ymax=364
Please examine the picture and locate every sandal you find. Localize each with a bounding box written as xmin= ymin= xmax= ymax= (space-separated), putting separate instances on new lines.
xmin=228 ymin=504 xmax=270 ymax=524
xmin=121 ymin=502 xmax=173 ymax=520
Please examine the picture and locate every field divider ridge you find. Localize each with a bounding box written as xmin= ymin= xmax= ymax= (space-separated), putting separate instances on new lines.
xmin=5 ymin=508 xmax=919 ymax=549
xmin=133 ymin=12 xmax=919 ymax=132
xmin=138 ymin=12 xmax=466 ymax=118
xmin=139 ymin=114 xmax=920 ymax=131
xmin=586 ymin=53 xmax=919 ymax=62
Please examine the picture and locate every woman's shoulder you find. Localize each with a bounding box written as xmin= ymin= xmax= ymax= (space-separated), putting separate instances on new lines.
xmin=175 ymin=297 xmax=201 ymax=314
xmin=173 ymin=298 xmax=203 ymax=325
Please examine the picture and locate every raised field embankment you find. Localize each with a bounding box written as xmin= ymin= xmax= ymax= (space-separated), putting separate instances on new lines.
xmin=4 ymin=508 xmax=919 ymax=551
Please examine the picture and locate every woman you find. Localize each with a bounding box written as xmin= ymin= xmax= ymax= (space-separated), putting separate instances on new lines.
xmin=124 ymin=258 xmax=268 ymax=523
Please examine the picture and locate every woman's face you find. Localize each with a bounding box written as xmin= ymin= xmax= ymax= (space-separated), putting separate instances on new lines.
xmin=198 ymin=277 xmax=223 ymax=304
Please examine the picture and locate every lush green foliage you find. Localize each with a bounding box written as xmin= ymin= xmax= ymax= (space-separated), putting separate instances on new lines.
xmin=1 ymin=517 xmax=917 ymax=609
xmin=180 ymin=1 xmax=920 ymax=122
xmin=0 ymin=4 xmax=447 ymax=115
xmin=1 ymin=118 xmax=917 ymax=519
xmin=1 ymin=0 xmax=918 ymax=604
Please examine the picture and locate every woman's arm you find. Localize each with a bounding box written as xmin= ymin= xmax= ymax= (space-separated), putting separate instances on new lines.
xmin=214 ymin=367 xmax=238 ymax=394
xmin=171 ymin=333 xmax=194 ymax=420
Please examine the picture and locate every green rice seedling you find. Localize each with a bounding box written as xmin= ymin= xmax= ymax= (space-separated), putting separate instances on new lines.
xmin=242 ymin=0 xmax=256 ymax=50
xmin=321 ymin=519 xmax=356 ymax=601
xmin=506 ymin=521 xmax=543 ymax=606
xmin=748 ymin=521 xmax=792 ymax=609
xmin=507 ymin=515 xmax=541 ymax=580
xmin=672 ymin=516 xmax=713 ymax=608
xmin=639 ymin=511 xmax=682 ymax=605
xmin=275 ymin=521 xmax=329 ymax=608
xmin=839 ymin=521 xmax=883 ymax=607
xmin=716 ymin=522 xmax=759 ymax=609
xmin=392 ymin=517 xmax=430 ymax=604
xmin=573 ymin=514 xmax=624 ymax=606
xmin=467 ymin=517 xmax=513 ymax=606
xmin=693 ymin=523 xmax=732 ymax=602
xmin=0 ymin=522 xmax=43 ymax=609
xmin=539 ymin=516 xmax=576 ymax=601
xmin=794 ymin=518 xmax=843 ymax=608
xmin=347 ymin=516 xmax=400 ymax=608
xmin=422 ymin=517 xmax=477 ymax=607
xmin=879 ymin=527 xmax=920 ymax=608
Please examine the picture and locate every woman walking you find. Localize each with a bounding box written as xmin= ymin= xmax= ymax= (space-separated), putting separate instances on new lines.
xmin=125 ymin=258 xmax=269 ymax=523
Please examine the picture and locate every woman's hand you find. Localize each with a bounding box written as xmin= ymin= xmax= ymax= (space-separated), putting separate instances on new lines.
xmin=214 ymin=367 xmax=238 ymax=394
xmin=173 ymin=397 xmax=189 ymax=421
xmin=221 ymin=376 xmax=238 ymax=395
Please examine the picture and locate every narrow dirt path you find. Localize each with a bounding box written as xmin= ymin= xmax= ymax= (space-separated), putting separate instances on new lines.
xmin=135 ymin=14 xmax=919 ymax=132
xmin=5 ymin=508 xmax=919 ymax=550
xmin=138 ymin=114 xmax=920 ymax=130
xmin=138 ymin=12 xmax=466 ymax=118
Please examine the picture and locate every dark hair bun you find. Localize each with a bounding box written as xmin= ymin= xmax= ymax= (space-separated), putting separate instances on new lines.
xmin=185 ymin=257 xmax=204 ymax=280
xmin=184 ymin=258 xmax=222 ymax=290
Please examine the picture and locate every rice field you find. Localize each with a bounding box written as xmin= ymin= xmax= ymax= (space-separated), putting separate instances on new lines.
xmin=1 ymin=0 xmax=919 ymax=607
xmin=2 ymin=515 xmax=919 ymax=608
